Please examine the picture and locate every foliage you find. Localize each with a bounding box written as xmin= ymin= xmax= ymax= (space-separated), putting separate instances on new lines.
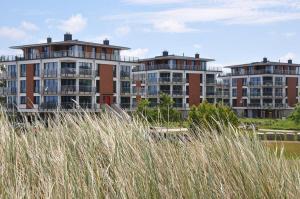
xmin=289 ymin=103 xmax=300 ymax=123
xmin=136 ymin=94 xmax=181 ymax=123
xmin=188 ymin=101 xmax=239 ymax=130
xmin=0 ymin=110 xmax=299 ymax=198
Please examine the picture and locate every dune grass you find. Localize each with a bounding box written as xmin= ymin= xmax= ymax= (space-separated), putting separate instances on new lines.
xmin=0 ymin=111 xmax=299 ymax=198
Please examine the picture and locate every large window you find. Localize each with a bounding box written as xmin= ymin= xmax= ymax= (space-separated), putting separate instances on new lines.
xmin=250 ymin=77 xmax=261 ymax=85
xmin=250 ymin=88 xmax=261 ymax=96
xmin=20 ymin=64 xmax=26 ymax=77
xmin=34 ymin=80 xmax=40 ymax=93
xmin=44 ymin=62 xmax=58 ymax=76
xmin=34 ymin=63 xmax=40 ymax=77
xmin=147 ymin=73 xmax=157 ymax=82
xmin=20 ymin=96 xmax=26 ymax=104
xmin=232 ymin=88 xmax=237 ymax=97
xmin=34 ymin=96 xmax=40 ymax=105
xmin=232 ymin=79 xmax=237 ymax=87
xmin=20 ymin=80 xmax=26 ymax=93
xmin=44 ymin=79 xmax=58 ymax=92
xmin=79 ymin=62 xmax=92 ymax=69
xmin=8 ymin=65 xmax=17 ymax=77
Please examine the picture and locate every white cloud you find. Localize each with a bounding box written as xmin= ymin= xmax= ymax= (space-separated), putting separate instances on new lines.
xmin=104 ymin=0 xmax=300 ymax=33
xmin=280 ymin=52 xmax=296 ymax=62
xmin=0 ymin=27 xmax=27 ymax=40
xmin=123 ymin=0 xmax=188 ymax=4
xmin=115 ymin=26 xmax=131 ymax=35
xmin=121 ymin=48 xmax=149 ymax=58
xmin=58 ymin=14 xmax=87 ymax=33
xmin=20 ymin=21 xmax=39 ymax=31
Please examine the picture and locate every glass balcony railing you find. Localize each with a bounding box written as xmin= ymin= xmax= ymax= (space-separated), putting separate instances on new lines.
xmin=79 ymin=86 xmax=94 ymax=93
xmin=43 ymin=70 xmax=58 ymax=78
xmin=0 ymin=51 xmax=139 ymax=63
xmin=79 ymin=68 xmax=93 ymax=77
xmin=61 ymin=68 xmax=76 ymax=77
xmin=61 ymin=85 xmax=77 ymax=94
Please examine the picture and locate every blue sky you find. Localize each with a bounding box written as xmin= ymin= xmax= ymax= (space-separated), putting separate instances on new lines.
xmin=0 ymin=0 xmax=300 ymax=68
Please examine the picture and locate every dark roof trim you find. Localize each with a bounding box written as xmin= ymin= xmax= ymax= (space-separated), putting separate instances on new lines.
xmin=139 ymin=55 xmax=215 ymax=62
xmin=10 ymin=40 xmax=130 ymax=50
xmin=225 ymin=61 xmax=300 ymax=68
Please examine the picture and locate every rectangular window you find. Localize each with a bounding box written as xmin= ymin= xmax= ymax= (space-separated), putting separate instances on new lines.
xmin=34 ymin=80 xmax=40 ymax=93
xmin=20 ymin=96 xmax=26 ymax=104
xmin=44 ymin=79 xmax=58 ymax=92
xmin=8 ymin=65 xmax=17 ymax=77
xmin=34 ymin=63 xmax=40 ymax=77
xmin=113 ymin=81 xmax=116 ymax=93
xmin=20 ymin=80 xmax=26 ymax=93
xmin=113 ymin=65 xmax=117 ymax=78
xmin=20 ymin=64 xmax=26 ymax=77
xmin=250 ymin=77 xmax=261 ymax=85
xmin=242 ymin=88 xmax=247 ymax=97
xmin=44 ymin=96 xmax=58 ymax=103
xmin=232 ymin=79 xmax=237 ymax=87
xmin=34 ymin=96 xmax=40 ymax=104
xmin=232 ymin=88 xmax=237 ymax=97
xmin=44 ymin=62 xmax=58 ymax=77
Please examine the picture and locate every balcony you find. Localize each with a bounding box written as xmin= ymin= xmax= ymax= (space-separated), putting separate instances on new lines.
xmin=173 ymin=90 xmax=184 ymax=96
xmin=120 ymin=103 xmax=131 ymax=109
xmin=0 ymin=51 xmax=139 ymax=63
xmin=132 ymin=64 xmax=222 ymax=72
xmin=206 ymin=79 xmax=216 ymax=85
xmin=159 ymin=77 xmax=171 ymax=84
xmin=1 ymin=72 xmax=17 ymax=79
xmin=248 ymin=82 xmax=261 ymax=87
xmin=262 ymin=92 xmax=273 ymax=97
xmin=61 ymin=85 xmax=77 ymax=94
xmin=206 ymin=92 xmax=215 ymax=98
xmin=132 ymin=88 xmax=146 ymax=95
xmin=263 ymin=81 xmax=273 ymax=86
xmin=79 ymin=86 xmax=94 ymax=93
xmin=120 ymin=71 xmax=131 ymax=80
xmin=250 ymin=93 xmax=261 ymax=98
xmin=40 ymin=102 xmax=58 ymax=110
xmin=160 ymin=90 xmax=171 ymax=95
xmin=61 ymin=68 xmax=76 ymax=77
xmin=172 ymin=77 xmax=185 ymax=84
xmin=79 ymin=68 xmax=93 ymax=77
xmin=148 ymin=90 xmax=159 ymax=96
xmin=228 ymin=69 xmax=299 ymax=76
xmin=120 ymin=88 xmax=131 ymax=95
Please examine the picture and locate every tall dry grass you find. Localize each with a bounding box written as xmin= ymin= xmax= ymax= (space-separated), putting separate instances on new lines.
xmin=0 ymin=110 xmax=299 ymax=198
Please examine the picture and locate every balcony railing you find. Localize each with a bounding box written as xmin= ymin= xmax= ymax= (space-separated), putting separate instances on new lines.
xmin=172 ymin=77 xmax=185 ymax=83
xmin=120 ymin=103 xmax=131 ymax=109
xmin=79 ymin=86 xmax=94 ymax=93
xmin=6 ymin=87 xmax=17 ymax=95
xmin=61 ymin=67 xmax=76 ymax=77
xmin=132 ymin=64 xmax=222 ymax=72
xmin=79 ymin=68 xmax=93 ymax=77
xmin=120 ymin=88 xmax=131 ymax=95
xmin=0 ymin=51 xmax=139 ymax=63
xmin=263 ymin=81 xmax=273 ymax=86
xmin=262 ymin=92 xmax=273 ymax=97
xmin=61 ymin=85 xmax=77 ymax=94
xmin=159 ymin=77 xmax=171 ymax=83
xmin=225 ymin=69 xmax=300 ymax=76
xmin=173 ymin=90 xmax=184 ymax=96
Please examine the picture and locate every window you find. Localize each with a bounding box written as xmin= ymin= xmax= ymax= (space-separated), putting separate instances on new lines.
xmin=44 ymin=79 xmax=58 ymax=92
xmin=232 ymin=88 xmax=237 ymax=97
xmin=250 ymin=77 xmax=261 ymax=85
xmin=275 ymin=88 xmax=283 ymax=97
xmin=8 ymin=65 xmax=17 ymax=77
xmin=148 ymin=73 xmax=157 ymax=82
xmin=232 ymin=79 xmax=237 ymax=87
xmin=79 ymin=62 xmax=92 ymax=69
xmin=34 ymin=80 xmax=40 ymax=93
xmin=113 ymin=81 xmax=116 ymax=93
xmin=44 ymin=62 xmax=58 ymax=76
xmin=242 ymin=88 xmax=247 ymax=97
xmin=250 ymin=88 xmax=261 ymax=96
xmin=34 ymin=64 xmax=40 ymax=77
xmin=20 ymin=80 xmax=26 ymax=93
xmin=20 ymin=64 xmax=26 ymax=77
xmin=34 ymin=96 xmax=40 ymax=105
xmin=20 ymin=96 xmax=26 ymax=104
xmin=275 ymin=77 xmax=283 ymax=85
xmin=113 ymin=65 xmax=117 ymax=77
xmin=44 ymin=96 xmax=58 ymax=103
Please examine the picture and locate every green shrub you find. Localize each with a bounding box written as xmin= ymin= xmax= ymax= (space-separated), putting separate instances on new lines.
xmin=289 ymin=103 xmax=300 ymax=123
xmin=188 ymin=101 xmax=239 ymax=130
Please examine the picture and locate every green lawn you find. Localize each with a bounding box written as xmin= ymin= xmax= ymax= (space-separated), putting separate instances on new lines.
xmin=241 ymin=118 xmax=300 ymax=131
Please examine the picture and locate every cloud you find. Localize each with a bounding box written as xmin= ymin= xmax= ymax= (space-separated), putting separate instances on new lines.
xmin=280 ymin=52 xmax=296 ymax=62
xmin=121 ymin=48 xmax=149 ymax=58
xmin=0 ymin=27 xmax=27 ymax=40
xmin=115 ymin=26 xmax=131 ymax=35
xmin=20 ymin=21 xmax=39 ymax=31
xmin=123 ymin=0 xmax=188 ymax=4
xmin=58 ymin=14 xmax=87 ymax=33
xmin=103 ymin=0 xmax=300 ymax=33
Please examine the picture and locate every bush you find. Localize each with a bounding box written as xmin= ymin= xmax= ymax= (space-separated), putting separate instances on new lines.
xmin=289 ymin=103 xmax=300 ymax=123
xmin=188 ymin=101 xmax=239 ymax=130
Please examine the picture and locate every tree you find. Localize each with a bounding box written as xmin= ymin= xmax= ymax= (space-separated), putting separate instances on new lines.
xmin=289 ymin=103 xmax=300 ymax=123
xmin=188 ymin=101 xmax=239 ymax=131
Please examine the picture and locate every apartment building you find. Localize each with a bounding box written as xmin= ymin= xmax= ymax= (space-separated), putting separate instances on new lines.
xmin=0 ymin=33 xmax=138 ymax=112
xmin=220 ymin=58 xmax=300 ymax=118
xmin=131 ymin=51 xmax=222 ymax=113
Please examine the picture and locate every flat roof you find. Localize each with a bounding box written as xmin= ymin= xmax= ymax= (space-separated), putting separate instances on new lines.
xmin=225 ymin=61 xmax=299 ymax=68
xmin=139 ymin=55 xmax=215 ymax=62
xmin=10 ymin=40 xmax=130 ymax=50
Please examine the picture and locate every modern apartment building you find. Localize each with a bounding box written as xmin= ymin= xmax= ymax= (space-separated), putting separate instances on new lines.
xmin=220 ymin=58 xmax=300 ymax=118
xmin=0 ymin=33 xmax=138 ymax=112
xmin=131 ymin=51 xmax=222 ymax=113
